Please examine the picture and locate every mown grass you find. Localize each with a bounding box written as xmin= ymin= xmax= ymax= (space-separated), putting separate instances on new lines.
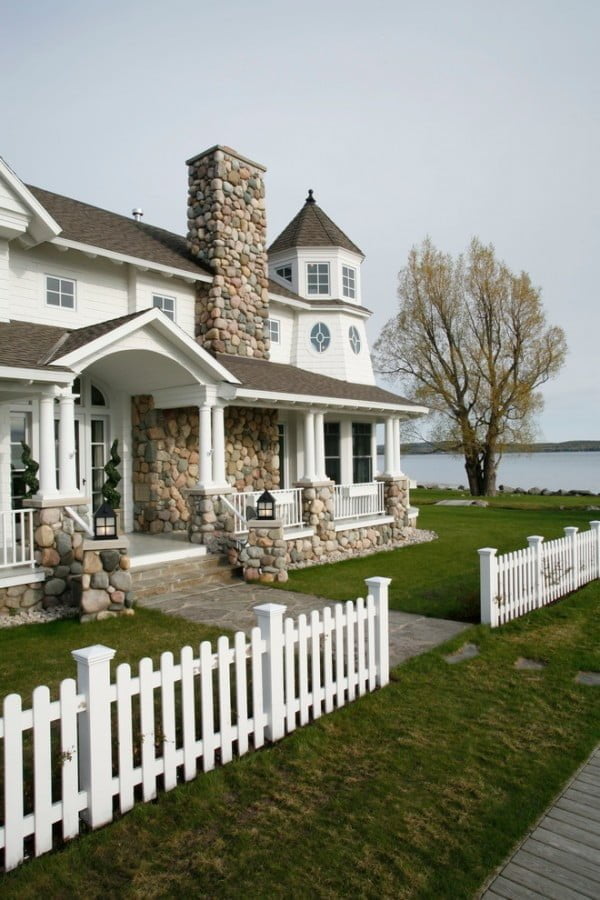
xmin=2 ymin=584 xmax=599 ymax=898
xmin=281 ymin=492 xmax=600 ymax=621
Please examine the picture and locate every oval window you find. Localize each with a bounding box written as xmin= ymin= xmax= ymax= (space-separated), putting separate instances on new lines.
xmin=349 ymin=325 xmax=361 ymax=355
xmin=310 ymin=322 xmax=331 ymax=353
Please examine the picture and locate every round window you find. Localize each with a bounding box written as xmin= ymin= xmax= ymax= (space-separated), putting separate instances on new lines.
xmin=349 ymin=325 xmax=361 ymax=355
xmin=310 ymin=322 xmax=331 ymax=353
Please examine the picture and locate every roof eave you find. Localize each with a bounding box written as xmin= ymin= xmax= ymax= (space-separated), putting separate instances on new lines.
xmin=51 ymin=237 xmax=213 ymax=283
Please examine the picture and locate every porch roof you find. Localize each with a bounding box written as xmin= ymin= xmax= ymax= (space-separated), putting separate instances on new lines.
xmin=216 ymin=353 xmax=427 ymax=414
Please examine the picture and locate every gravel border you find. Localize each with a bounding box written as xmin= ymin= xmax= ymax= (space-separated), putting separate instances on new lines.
xmin=0 ymin=605 xmax=79 ymax=630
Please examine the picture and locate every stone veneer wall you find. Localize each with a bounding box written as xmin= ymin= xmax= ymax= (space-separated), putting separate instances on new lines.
xmin=79 ymin=544 xmax=133 ymax=622
xmin=187 ymin=146 xmax=270 ymax=359
xmin=225 ymin=406 xmax=279 ymax=490
xmin=238 ymin=521 xmax=288 ymax=584
xmin=133 ymin=397 xmax=280 ymax=535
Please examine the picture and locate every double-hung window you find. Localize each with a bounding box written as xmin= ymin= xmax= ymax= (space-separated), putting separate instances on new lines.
xmin=324 ymin=422 xmax=341 ymax=484
xmin=352 ymin=423 xmax=372 ymax=483
xmin=46 ymin=276 xmax=75 ymax=309
xmin=342 ymin=265 xmax=356 ymax=299
xmin=153 ymin=294 xmax=176 ymax=321
xmin=307 ymin=263 xmax=329 ymax=295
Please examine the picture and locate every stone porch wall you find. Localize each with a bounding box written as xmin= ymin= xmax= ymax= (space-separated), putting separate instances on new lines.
xmin=225 ymin=406 xmax=279 ymax=490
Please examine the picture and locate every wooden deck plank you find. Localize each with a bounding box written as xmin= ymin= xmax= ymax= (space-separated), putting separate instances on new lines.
xmin=569 ymin=779 xmax=600 ymax=799
xmin=523 ymin=838 xmax=600 ymax=884
xmin=486 ymin=874 xmax=547 ymax=899
xmin=532 ymin=826 xmax=600 ymax=865
xmin=563 ymin=787 xmax=600 ymax=811
xmin=538 ymin=815 xmax=600 ymax=850
xmin=547 ymin=805 xmax=600 ymax=837
xmin=577 ymin=771 xmax=600 ymax=788
xmin=513 ymin=848 xmax=600 ymax=898
xmin=502 ymin=860 xmax=592 ymax=900
xmin=557 ymin=797 xmax=600 ymax=825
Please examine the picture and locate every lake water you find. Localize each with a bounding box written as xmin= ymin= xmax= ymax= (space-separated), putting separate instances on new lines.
xmin=377 ymin=451 xmax=600 ymax=494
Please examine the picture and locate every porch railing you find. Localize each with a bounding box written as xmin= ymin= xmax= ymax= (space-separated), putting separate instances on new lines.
xmin=333 ymin=481 xmax=385 ymax=522
xmin=231 ymin=488 xmax=304 ymax=536
xmin=0 ymin=508 xmax=35 ymax=571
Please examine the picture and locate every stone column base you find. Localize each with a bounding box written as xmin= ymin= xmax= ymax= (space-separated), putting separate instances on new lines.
xmin=239 ymin=519 xmax=288 ymax=584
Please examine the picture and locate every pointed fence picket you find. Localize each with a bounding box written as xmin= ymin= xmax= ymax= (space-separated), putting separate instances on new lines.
xmin=480 ymin=522 xmax=600 ymax=626
xmin=0 ymin=576 xmax=391 ymax=872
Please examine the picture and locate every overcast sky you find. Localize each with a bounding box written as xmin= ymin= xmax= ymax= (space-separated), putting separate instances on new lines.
xmin=3 ymin=0 xmax=598 ymax=441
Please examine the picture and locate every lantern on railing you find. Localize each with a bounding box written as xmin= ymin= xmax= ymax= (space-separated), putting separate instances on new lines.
xmin=256 ymin=489 xmax=276 ymax=520
xmin=94 ymin=502 xmax=117 ymax=540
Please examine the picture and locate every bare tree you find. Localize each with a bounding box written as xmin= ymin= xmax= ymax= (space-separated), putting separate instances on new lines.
xmin=374 ymin=238 xmax=567 ymax=496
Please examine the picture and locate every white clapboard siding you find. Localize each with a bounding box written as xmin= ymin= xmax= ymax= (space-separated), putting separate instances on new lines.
xmin=480 ymin=523 xmax=600 ymax=627
xmin=0 ymin=577 xmax=391 ymax=872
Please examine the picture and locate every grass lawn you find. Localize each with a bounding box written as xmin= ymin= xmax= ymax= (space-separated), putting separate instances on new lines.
xmin=281 ymin=491 xmax=600 ymax=621
xmin=1 ymin=583 xmax=599 ymax=898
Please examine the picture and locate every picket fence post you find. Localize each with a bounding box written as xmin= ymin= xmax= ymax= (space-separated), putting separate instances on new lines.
xmin=254 ymin=603 xmax=287 ymax=742
xmin=365 ymin=576 xmax=391 ymax=687
xmin=71 ymin=644 xmax=116 ymax=828
xmin=478 ymin=548 xmax=498 ymax=626
xmin=527 ymin=535 xmax=544 ymax=608
xmin=591 ymin=521 xmax=600 ymax=580
xmin=564 ymin=526 xmax=579 ymax=591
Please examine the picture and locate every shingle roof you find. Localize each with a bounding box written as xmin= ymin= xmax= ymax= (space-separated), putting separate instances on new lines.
xmin=268 ymin=191 xmax=364 ymax=257
xmin=215 ymin=353 xmax=420 ymax=408
xmin=27 ymin=186 xmax=212 ymax=276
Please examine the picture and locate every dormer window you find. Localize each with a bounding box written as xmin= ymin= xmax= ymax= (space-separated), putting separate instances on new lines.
xmin=153 ymin=294 xmax=176 ymax=321
xmin=307 ymin=263 xmax=329 ymax=295
xmin=342 ymin=265 xmax=356 ymax=300
xmin=275 ymin=265 xmax=292 ymax=283
xmin=46 ymin=275 xmax=75 ymax=309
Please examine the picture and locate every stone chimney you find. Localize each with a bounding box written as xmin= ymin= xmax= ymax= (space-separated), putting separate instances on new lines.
xmin=186 ymin=145 xmax=270 ymax=359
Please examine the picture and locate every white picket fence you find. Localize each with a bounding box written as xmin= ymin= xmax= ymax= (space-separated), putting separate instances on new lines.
xmin=479 ymin=522 xmax=600 ymax=627
xmin=0 ymin=577 xmax=390 ymax=871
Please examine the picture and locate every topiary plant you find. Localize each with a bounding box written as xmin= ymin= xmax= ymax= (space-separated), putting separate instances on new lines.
xmin=21 ymin=442 xmax=39 ymax=498
xmin=102 ymin=439 xmax=122 ymax=508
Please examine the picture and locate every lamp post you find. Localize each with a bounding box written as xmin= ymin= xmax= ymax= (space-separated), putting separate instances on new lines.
xmin=94 ymin=502 xmax=117 ymax=540
xmin=256 ymin=490 xmax=276 ymax=521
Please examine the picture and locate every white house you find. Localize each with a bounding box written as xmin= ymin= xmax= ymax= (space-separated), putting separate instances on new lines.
xmin=0 ymin=144 xmax=426 ymax=610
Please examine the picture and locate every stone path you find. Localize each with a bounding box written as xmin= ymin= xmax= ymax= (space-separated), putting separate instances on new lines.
xmin=137 ymin=580 xmax=469 ymax=668
xmin=481 ymin=745 xmax=600 ymax=899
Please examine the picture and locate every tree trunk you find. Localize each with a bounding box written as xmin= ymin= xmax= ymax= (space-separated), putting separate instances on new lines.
xmin=464 ymin=455 xmax=485 ymax=496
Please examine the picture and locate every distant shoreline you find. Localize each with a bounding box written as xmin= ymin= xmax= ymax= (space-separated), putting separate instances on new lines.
xmin=386 ymin=441 xmax=600 ymax=455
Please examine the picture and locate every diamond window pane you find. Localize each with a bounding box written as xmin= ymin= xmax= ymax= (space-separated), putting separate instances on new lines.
xmin=349 ymin=326 xmax=361 ymax=354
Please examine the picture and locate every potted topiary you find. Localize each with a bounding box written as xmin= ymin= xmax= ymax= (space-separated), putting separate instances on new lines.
xmin=20 ymin=442 xmax=39 ymax=501
xmin=101 ymin=439 xmax=122 ymax=533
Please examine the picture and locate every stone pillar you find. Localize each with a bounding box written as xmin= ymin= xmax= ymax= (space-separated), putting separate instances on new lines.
xmin=314 ymin=411 xmax=326 ymax=481
xmin=198 ymin=403 xmax=212 ymax=486
xmin=301 ymin=410 xmax=316 ymax=482
xmin=380 ymin=475 xmax=411 ymax=537
xmin=58 ymin=388 xmax=79 ymax=496
xmin=239 ymin=519 xmax=288 ymax=584
xmin=37 ymin=392 xmax=58 ymax=499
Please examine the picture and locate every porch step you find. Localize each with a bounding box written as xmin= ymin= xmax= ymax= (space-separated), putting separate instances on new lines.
xmin=132 ymin=553 xmax=240 ymax=600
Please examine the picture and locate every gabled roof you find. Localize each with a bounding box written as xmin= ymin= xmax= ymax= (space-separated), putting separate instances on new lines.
xmin=27 ymin=186 xmax=212 ymax=277
xmin=268 ymin=191 xmax=364 ymax=257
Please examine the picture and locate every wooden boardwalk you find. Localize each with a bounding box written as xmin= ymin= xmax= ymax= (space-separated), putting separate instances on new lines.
xmin=482 ymin=746 xmax=600 ymax=898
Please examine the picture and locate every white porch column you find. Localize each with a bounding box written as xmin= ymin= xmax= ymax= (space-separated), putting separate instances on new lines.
xmin=211 ymin=404 xmax=227 ymax=487
xmin=314 ymin=411 xmax=326 ymax=481
xmin=58 ymin=388 xmax=79 ymax=495
xmin=302 ymin=410 xmax=316 ymax=481
xmin=384 ymin=417 xmax=394 ymax=477
xmin=38 ymin=392 xmax=58 ymax=498
xmin=198 ymin=403 xmax=213 ymax=486
xmin=371 ymin=426 xmax=378 ymax=478
xmin=394 ymin=418 xmax=402 ymax=476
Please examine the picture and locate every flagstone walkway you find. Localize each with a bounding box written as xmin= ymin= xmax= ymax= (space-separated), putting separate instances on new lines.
xmin=481 ymin=745 xmax=600 ymax=899
xmin=137 ymin=580 xmax=469 ymax=668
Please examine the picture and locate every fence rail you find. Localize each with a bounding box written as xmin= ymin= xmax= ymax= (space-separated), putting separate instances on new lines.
xmin=479 ymin=523 xmax=600 ymax=627
xmin=231 ymin=488 xmax=303 ymax=535
xmin=333 ymin=481 xmax=385 ymax=522
xmin=0 ymin=576 xmax=390 ymax=871
xmin=0 ymin=508 xmax=35 ymax=571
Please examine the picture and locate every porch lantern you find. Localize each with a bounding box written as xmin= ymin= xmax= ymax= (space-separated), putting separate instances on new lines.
xmin=256 ymin=489 xmax=276 ymax=520
xmin=94 ymin=502 xmax=117 ymax=540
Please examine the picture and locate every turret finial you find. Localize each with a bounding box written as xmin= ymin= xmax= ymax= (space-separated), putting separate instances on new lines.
xmin=305 ymin=189 xmax=315 ymax=204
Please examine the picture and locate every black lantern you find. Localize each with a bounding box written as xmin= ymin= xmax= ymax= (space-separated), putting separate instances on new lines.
xmin=256 ymin=489 xmax=276 ymax=520
xmin=94 ymin=502 xmax=117 ymax=540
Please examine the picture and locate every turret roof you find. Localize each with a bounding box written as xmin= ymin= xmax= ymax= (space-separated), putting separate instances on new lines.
xmin=268 ymin=190 xmax=364 ymax=257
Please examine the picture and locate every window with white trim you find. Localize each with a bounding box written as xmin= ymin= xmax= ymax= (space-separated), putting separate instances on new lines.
xmin=310 ymin=321 xmax=331 ymax=353
xmin=46 ymin=275 xmax=75 ymax=309
xmin=307 ymin=263 xmax=330 ymax=295
xmin=349 ymin=325 xmax=361 ymax=354
xmin=275 ymin=265 xmax=292 ymax=283
xmin=342 ymin=265 xmax=356 ymax=299
xmin=152 ymin=294 xmax=176 ymax=321
xmin=266 ymin=318 xmax=280 ymax=344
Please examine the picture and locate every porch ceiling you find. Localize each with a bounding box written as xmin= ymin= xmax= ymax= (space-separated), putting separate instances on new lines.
xmin=84 ymin=349 xmax=200 ymax=394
